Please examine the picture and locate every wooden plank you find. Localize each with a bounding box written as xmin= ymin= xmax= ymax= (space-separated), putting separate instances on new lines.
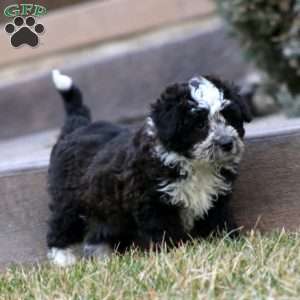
xmin=0 ymin=22 xmax=248 ymax=140
xmin=1 ymin=114 xmax=300 ymax=174
xmin=0 ymin=121 xmax=300 ymax=267
xmin=0 ymin=0 xmax=215 ymax=67
xmin=232 ymin=129 xmax=300 ymax=231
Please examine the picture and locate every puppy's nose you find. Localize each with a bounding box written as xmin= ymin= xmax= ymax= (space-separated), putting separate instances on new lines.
xmin=217 ymin=136 xmax=233 ymax=152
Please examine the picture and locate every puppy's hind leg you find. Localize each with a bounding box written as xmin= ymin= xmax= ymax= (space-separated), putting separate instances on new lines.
xmin=83 ymin=223 xmax=116 ymax=260
xmin=83 ymin=243 xmax=113 ymax=260
xmin=47 ymin=204 xmax=88 ymax=267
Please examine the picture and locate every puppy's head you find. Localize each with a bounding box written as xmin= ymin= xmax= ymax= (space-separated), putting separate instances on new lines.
xmin=150 ymin=76 xmax=252 ymax=163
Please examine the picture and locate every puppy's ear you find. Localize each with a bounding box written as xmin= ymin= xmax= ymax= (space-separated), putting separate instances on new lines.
xmin=151 ymin=103 xmax=179 ymax=146
xmin=205 ymin=75 xmax=252 ymax=123
xmin=150 ymin=83 xmax=188 ymax=148
xmin=238 ymin=94 xmax=252 ymax=123
xmin=225 ymin=83 xmax=252 ymax=123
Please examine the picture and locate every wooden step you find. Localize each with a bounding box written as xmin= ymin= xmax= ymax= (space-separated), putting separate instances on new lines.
xmin=0 ymin=116 xmax=300 ymax=268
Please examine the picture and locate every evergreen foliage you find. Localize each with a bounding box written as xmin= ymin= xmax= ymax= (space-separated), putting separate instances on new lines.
xmin=217 ymin=0 xmax=300 ymax=116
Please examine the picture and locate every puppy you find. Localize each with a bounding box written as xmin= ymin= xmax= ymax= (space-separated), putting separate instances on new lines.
xmin=47 ymin=70 xmax=251 ymax=266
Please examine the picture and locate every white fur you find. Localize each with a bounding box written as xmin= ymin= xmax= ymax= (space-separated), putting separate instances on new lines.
xmin=154 ymin=144 xmax=232 ymax=231
xmin=189 ymin=77 xmax=229 ymax=115
xmin=52 ymin=69 xmax=72 ymax=91
xmin=191 ymin=112 xmax=243 ymax=163
xmin=146 ymin=117 xmax=155 ymax=137
xmin=158 ymin=159 xmax=231 ymax=231
xmin=48 ymin=247 xmax=76 ymax=267
xmin=84 ymin=243 xmax=113 ymax=259
xmin=151 ymin=78 xmax=245 ymax=230
xmin=154 ymin=133 xmax=244 ymax=231
xmin=154 ymin=144 xmax=190 ymax=176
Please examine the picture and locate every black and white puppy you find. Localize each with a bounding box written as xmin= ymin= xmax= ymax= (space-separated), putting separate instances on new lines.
xmin=47 ymin=70 xmax=251 ymax=266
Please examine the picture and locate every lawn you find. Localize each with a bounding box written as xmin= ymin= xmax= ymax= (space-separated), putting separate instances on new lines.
xmin=1 ymin=231 xmax=300 ymax=300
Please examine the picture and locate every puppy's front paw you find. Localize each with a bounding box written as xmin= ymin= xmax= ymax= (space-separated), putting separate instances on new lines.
xmin=47 ymin=247 xmax=77 ymax=267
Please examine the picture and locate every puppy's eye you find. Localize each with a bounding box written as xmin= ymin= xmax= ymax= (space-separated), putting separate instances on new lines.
xmin=194 ymin=108 xmax=209 ymax=128
xmin=197 ymin=108 xmax=209 ymax=118
xmin=186 ymin=99 xmax=208 ymax=123
xmin=222 ymin=104 xmax=241 ymax=123
xmin=187 ymin=99 xmax=198 ymax=110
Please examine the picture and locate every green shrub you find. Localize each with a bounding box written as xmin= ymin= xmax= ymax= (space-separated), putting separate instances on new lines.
xmin=216 ymin=0 xmax=300 ymax=116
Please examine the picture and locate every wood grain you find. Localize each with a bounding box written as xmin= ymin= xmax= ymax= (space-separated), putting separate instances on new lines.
xmin=0 ymin=122 xmax=300 ymax=267
xmin=0 ymin=0 xmax=215 ymax=67
xmin=233 ymin=129 xmax=300 ymax=231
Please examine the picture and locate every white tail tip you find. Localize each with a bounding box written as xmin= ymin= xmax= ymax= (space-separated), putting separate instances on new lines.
xmin=52 ymin=69 xmax=72 ymax=91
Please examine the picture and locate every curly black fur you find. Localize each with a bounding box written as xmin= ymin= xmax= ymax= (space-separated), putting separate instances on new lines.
xmin=47 ymin=73 xmax=251 ymax=255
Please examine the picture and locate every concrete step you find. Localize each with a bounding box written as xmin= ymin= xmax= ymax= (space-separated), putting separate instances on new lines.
xmin=0 ymin=0 xmax=88 ymax=24
xmin=0 ymin=116 xmax=300 ymax=268
xmin=0 ymin=0 xmax=215 ymax=67
xmin=0 ymin=18 xmax=248 ymax=140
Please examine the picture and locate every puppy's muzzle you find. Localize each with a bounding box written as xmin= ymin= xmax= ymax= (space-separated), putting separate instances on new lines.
xmin=212 ymin=125 xmax=240 ymax=156
xmin=215 ymin=135 xmax=234 ymax=152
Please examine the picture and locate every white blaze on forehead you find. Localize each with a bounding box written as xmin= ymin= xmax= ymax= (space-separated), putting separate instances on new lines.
xmin=189 ymin=77 xmax=228 ymax=115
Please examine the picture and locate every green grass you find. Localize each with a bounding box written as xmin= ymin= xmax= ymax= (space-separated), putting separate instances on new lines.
xmin=1 ymin=231 xmax=300 ymax=300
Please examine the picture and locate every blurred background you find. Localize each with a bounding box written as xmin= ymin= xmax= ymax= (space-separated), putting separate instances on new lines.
xmin=0 ymin=0 xmax=299 ymax=163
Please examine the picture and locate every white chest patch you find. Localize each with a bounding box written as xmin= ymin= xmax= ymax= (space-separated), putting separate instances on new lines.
xmin=189 ymin=76 xmax=229 ymax=115
xmin=158 ymin=161 xmax=231 ymax=231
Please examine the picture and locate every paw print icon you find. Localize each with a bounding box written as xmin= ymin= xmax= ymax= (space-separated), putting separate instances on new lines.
xmin=5 ymin=16 xmax=44 ymax=48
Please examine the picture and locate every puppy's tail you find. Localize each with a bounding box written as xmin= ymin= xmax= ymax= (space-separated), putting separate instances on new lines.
xmin=52 ymin=69 xmax=91 ymax=134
